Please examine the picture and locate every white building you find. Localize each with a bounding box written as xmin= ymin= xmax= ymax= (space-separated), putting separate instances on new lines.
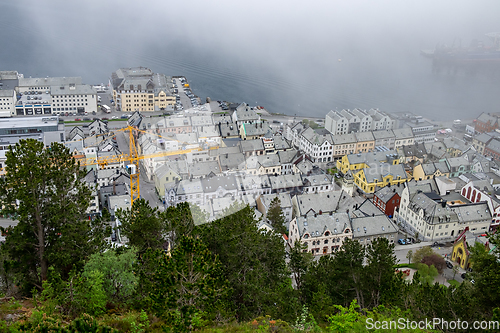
xmin=15 ymin=76 xmax=98 ymax=116
xmin=0 ymin=90 xmax=15 ymax=118
xmin=294 ymin=127 xmax=334 ymax=163
xmin=325 ymin=108 xmax=395 ymax=135
xmin=394 ymin=181 xmax=491 ymax=242
xmin=288 ymin=213 xmax=353 ymax=256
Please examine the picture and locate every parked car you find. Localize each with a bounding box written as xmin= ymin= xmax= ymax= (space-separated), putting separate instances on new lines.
xmin=74 ymin=118 xmax=81 ymax=121
xmin=397 ymin=239 xmax=406 ymax=245
xmin=120 ymin=115 xmax=128 ymax=119
xmin=446 ymin=261 xmax=453 ymax=269
xmin=102 ymin=117 xmax=109 ymax=120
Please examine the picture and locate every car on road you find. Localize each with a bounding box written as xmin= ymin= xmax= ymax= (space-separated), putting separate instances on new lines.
xmin=74 ymin=118 xmax=81 ymax=121
xmin=120 ymin=115 xmax=128 ymax=119
xmin=102 ymin=117 xmax=109 ymax=120
xmin=397 ymin=239 xmax=406 ymax=245
xmin=446 ymin=261 xmax=453 ymax=269
xmin=111 ymin=116 xmax=118 ymax=119
xmin=83 ymin=117 xmax=90 ymax=121
xmin=431 ymin=241 xmax=445 ymax=247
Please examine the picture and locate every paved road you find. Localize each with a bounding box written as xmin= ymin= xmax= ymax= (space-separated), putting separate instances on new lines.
xmin=173 ymin=78 xmax=194 ymax=110
xmin=115 ymin=128 xmax=163 ymax=211
xmin=394 ymin=241 xmax=468 ymax=284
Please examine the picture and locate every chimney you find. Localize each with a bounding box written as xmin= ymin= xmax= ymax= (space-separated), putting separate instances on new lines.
xmin=441 ymin=200 xmax=447 ymax=208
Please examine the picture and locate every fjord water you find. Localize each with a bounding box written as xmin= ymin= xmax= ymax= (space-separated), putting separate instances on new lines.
xmin=0 ymin=0 xmax=499 ymax=121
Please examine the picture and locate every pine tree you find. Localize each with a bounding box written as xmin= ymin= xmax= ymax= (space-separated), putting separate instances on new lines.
xmin=117 ymin=198 xmax=166 ymax=255
xmin=0 ymin=139 xmax=107 ymax=292
xmin=267 ymin=196 xmax=287 ymax=235
xmin=149 ymin=235 xmax=229 ymax=332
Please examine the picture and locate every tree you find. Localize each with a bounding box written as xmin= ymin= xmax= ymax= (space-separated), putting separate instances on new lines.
xmin=452 ymin=265 xmax=459 ymax=279
xmin=416 ymin=263 xmax=438 ymax=285
xmin=82 ymin=247 xmax=138 ymax=304
xmin=421 ymin=254 xmax=446 ymax=274
xmin=365 ymin=237 xmax=398 ymax=308
xmin=0 ymin=139 xmax=105 ymax=291
xmin=468 ymin=240 xmax=500 ymax=314
xmin=196 ymin=205 xmax=289 ymax=321
xmin=332 ymin=238 xmax=366 ymax=308
xmin=412 ymin=246 xmax=435 ymax=264
xmin=149 ymin=235 xmax=229 ymax=332
xmin=289 ymin=241 xmax=313 ymax=292
xmin=406 ymin=249 xmax=413 ymax=264
xmin=267 ymin=197 xmax=287 ymax=235
xmin=189 ymin=203 xmax=209 ymax=226
xmin=165 ymin=202 xmax=197 ymax=245
xmin=117 ymin=198 xmax=166 ymax=255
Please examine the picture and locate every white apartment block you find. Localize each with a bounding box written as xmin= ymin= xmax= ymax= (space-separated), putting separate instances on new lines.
xmin=0 ymin=90 xmax=15 ymax=117
xmin=16 ymin=76 xmax=98 ymax=116
xmin=290 ymin=126 xmax=334 ymax=163
xmin=325 ymin=108 xmax=395 ymax=135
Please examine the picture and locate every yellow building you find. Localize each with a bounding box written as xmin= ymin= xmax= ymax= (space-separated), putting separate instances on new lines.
xmin=111 ymin=67 xmax=176 ymax=112
xmin=412 ymin=161 xmax=450 ymax=181
xmin=336 ymin=150 xmax=399 ymax=175
xmin=353 ymin=163 xmax=408 ymax=194
xmin=451 ymin=227 xmax=490 ymax=270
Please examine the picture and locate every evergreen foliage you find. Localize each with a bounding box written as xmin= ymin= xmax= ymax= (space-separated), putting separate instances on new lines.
xmin=0 ymin=139 xmax=108 ymax=293
xmin=148 ymin=235 xmax=229 ymax=332
xmin=117 ymin=199 xmax=166 ymax=255
xmin=267 ymin=197 xmax=287 ymax=235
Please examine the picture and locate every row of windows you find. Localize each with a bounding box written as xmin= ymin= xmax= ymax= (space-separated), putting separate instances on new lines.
xmin=54 ymin=99 xmax=88 ymax=102
xmin=53 ymin=95 xmax=92 ymax=99
xmin=54 ymin=103 xmax=88 ymax=107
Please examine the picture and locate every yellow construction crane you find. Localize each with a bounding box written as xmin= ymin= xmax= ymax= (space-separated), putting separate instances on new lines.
xmin=76 ymin=124 xmax=219 ymax=206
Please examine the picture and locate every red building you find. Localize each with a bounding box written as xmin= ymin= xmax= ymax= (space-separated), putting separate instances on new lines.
xmin=475 ymin=112 xmax=500 ymax=134
xmin=484 ymin=139 xmax=500 ymax=161
xmin=372 ymin=186 xmax=403 ymax=218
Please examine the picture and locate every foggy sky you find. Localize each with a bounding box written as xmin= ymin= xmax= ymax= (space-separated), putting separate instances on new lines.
xmin=1 ymin=0 xmax=499 ymax=120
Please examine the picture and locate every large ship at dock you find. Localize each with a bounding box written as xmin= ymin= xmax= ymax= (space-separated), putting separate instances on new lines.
xmin=421 ymin=32 xmax=500 ymax=73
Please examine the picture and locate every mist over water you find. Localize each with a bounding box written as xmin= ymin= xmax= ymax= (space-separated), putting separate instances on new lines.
xmin=1 ymin=0 xmax=499 ymax=120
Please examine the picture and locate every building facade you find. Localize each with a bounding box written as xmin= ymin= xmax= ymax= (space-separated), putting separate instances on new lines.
xmin=111 ymin=67 xmax=175 ymax=112
xmin=288 ymin=213 xmax=353 ymax=256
